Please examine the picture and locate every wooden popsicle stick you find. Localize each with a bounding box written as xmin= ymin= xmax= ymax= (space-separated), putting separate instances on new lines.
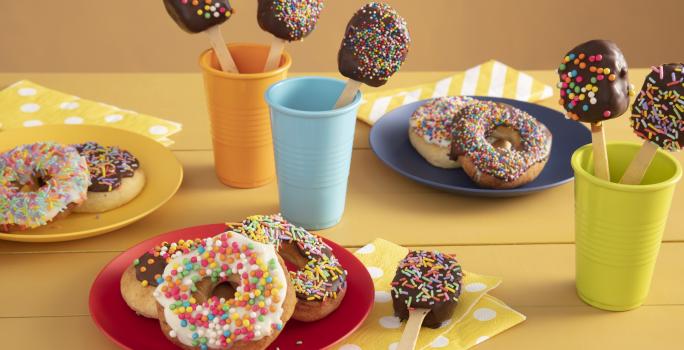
xmin=263 ymin=38 xmax=286 ymax=72
xmin=591 ymin=122 xmax=611 ymax=181
xmin=397 ymin=308 xmax=430 ymax=350
xmin=205 ymin=26 xmax=239 ymax=73
xmin=334 ymin=79 xmax=363 ymax=109
xmin=620 ymin=141 xmax=659 ymax=185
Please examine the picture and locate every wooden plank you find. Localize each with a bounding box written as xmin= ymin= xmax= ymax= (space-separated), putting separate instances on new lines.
xmin=2 ymin=306 xmax=682 ymax=350
xmin=1 ymin=149 xmax=682 ymax=252
xmin=1 ymin=243 xmax=682 ymax=318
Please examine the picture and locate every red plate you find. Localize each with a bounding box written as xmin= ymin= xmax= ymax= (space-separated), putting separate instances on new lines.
xmin=89 ymin=224 xmax=374 ymax=350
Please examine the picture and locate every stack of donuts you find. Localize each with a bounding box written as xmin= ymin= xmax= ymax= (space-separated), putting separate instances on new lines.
xmin=0 ymin=141 xmax=145 ymax=232
xmin=409 ymin=97 xmax=553 ymax=189
xmin=120 ymin=214 xmax=348 ymax=350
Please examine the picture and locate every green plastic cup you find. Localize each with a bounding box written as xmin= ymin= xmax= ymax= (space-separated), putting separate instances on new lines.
xmin=571 ymin=142 xmax=682 ymax=311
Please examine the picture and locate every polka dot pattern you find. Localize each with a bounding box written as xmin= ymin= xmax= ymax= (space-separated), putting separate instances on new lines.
xmin=149 ymin=125 xmax=169 ymax=135
xmin=17 ymin=88 xmax=37 ymax=96
xmin=104 ymin=114 xmax=124 ymax=123
xmin=473 ymin=308 xmax=497 ymax=321
xmin=430 ymin=336 xmax=449 ymax=348
xmin=374 ymin=291 xmax=391 ymax=303
xmin=379 ymin=316 xmax=402 ymax=329
xmin=1 ymin=80 xmax=182 ymax=146
xmin=356 ymin=243 xmax=376 ymax=254
xmin=20 ymin=103 xmax=40 ymax=113
xmin=59 ymin=101 xmax=80 ymax=110
xmin=22 ymin=120 xmax=43 ymax=127
xmin=334 ymin=239 xmax=524 ymax=350
xmin=465 ymin=282 xmax=487 ymax=293
xmin=64 ymin=116 xmax=84 ymax=125
xmin=367 ymin=266 xmax=384 ymax=279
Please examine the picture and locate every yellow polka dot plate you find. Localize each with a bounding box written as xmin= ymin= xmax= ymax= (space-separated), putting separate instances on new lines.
xmin=0 ymin=125 xmax=183 ymax=242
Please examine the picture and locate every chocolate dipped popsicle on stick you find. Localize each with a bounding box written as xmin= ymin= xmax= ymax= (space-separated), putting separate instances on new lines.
xmin=334 ymin=2 xmax=411 ymax=108
xmin=557 ymin=40 xmax=633 ymax=181
xmin=163 ymin=0 xmax=239 ymax=72
xmin=258 ymin=0 xmax=325 ymax=71
xmin=391 ymin=250 xmax=463 ymax=350
xmin=620 ymin=63 xmax=684 ymax=184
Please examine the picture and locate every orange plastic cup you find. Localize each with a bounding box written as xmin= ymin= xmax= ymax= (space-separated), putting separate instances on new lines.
xmin=199 ymin=43 xmax=292 ymax=188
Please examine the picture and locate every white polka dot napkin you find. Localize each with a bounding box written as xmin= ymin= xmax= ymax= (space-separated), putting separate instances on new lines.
xmin=0 ymin=80 xmax=182 ymax=146
xmin=358 ymin=60 xmax=554 ymax=124
xmin=336 ymin=239 xmax=525 ymax=350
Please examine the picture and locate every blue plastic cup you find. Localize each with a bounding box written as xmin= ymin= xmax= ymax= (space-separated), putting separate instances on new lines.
xmin=265 ymin=77 xmax=362 ymax=229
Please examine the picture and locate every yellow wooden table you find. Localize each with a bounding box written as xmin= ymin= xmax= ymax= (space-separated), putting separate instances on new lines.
xmin=0 ymin=70 xmax=682 ymax=349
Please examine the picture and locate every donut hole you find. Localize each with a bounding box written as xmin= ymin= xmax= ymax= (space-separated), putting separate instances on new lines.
xmin=211 ymin=281 xmax=238 ymax=300
xmin=490 ymin=126 xmax=522 ymax=152
xmin=192 ymin=276 xmax=240 ymax=304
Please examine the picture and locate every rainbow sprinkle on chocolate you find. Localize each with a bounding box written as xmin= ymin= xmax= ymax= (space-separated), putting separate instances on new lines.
xmin=556 ymin=40 xmax=632 ymax=123
xmin=391 ymin=250 xmax=463 ymax=307
xmin=0 ymin=142 xmax=90 ymax=231
xmin=163 ymin=0 xmax=234 ymax=34
xmin=451 ymin=101 xmax=552 ymax=182
xmin=409 ymin=96 xmax=474 ymax=147
xmin=153 ymin=232 xmax=288 ymax=349
xmin=630 ymin=63 xmax=684 ymax=152
xmin=134 ymin=239 xmax=201 ymax=287
xmin=258 ymin=0 xmax=324 ymax=41
xmin=230 ymin=214 xmax=347 ymax=302
xmin=74 ymin=142 xmax=140 ymax=193
xmin=338 ymin=2 xmax=410 ymax=87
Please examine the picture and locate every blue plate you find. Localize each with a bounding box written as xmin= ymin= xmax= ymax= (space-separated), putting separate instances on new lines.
xmin=369 ymin=97 xmax=591 ymax=197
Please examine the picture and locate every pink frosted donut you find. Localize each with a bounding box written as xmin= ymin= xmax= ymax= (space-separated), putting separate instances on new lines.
xmin=0 ymin=142 xmax=90 ymax=232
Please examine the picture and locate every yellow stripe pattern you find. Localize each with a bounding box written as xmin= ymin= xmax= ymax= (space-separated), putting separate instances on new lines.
xmin=358 ymin=60 xmax=554 ymax=124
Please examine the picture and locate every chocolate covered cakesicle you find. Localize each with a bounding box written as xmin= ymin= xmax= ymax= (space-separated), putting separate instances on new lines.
xmin=257 ymin=0 xmax=324 ymax=42
xmin=631 ymin=63 xmax=684 ymax=151
xmin=259 ymin=0 xmax=325 ymax=71
xmin=620 ymin=63 xmax=684 ymax=184
xmin=557 ymin=39 xmax=631 ymax=123
xmin=163 ymin=0 xmax=234 ymax=34
xmin=162 ymin=0 xmax=238 ymax=72
xmin=338 ymin=2 xmax=410 ymax=87
xmin=556 ymin=39 xmax=633 ymax=181
xmin=391 ymin=250 xmax=464 ymax=328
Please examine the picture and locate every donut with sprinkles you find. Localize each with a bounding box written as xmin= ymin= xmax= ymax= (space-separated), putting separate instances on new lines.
xmin=390 ymin=250 xmax=464 ymax=329
xmin=257 ymin=0 xmax=324 ymax=41
xmin=230 ymin=214 xmax=348 ymax=322
xmin=450 ymin=100 xmax=552 ymax=189
xmin=408 ymin=96 xmax=475 ymax=169
xmin=73 ymin=142 xmax=146 ymax=214
xmin=338 ymin=2 xmax=411 ymax=87
xmin=154 ymin=231 xmax=295 ymax=350
xmin=630 ymin=63 xmax=684 ymax=152
xmin=0 ymin=142 xmax=90 ymax=232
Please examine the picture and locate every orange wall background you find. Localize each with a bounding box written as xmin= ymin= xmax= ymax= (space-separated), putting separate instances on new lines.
xmin=1 ymin=0 xmax=682 ymax=72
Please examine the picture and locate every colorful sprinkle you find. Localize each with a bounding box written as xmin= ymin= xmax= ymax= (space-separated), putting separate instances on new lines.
xmin=230 ymin=214 xmax=347 ymax=302
xmin=0 ymin=142 xmax=90 ymax=231
xmin=74 ymin=142 xmax=139 ymax=193
xmin=409 ymin=96 xmax=475 ymax=147
xmin=630 ymin=63 xmax=684 ymax=152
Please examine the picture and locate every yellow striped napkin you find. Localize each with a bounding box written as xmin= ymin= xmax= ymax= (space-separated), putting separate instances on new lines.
xmin=334 ymin=239 xmax=525 ymax=350
xmin=358 ymin=60 xmax=554 ymax=124
xmin=0 ymin=80 xmax=182 ymax=146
